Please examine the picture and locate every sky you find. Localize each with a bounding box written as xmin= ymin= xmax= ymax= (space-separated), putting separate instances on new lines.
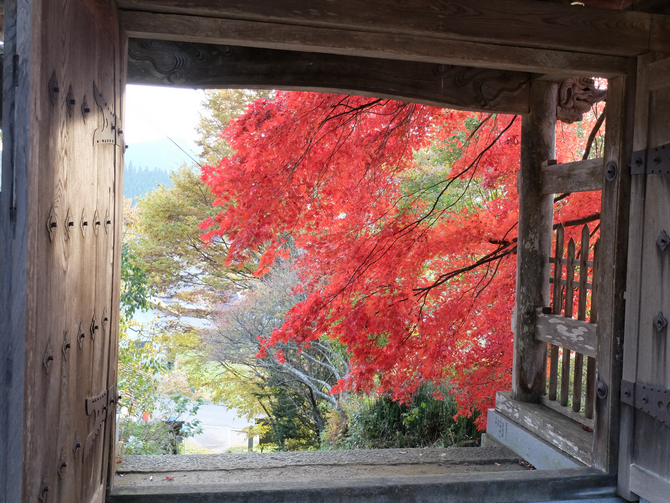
xmin=124 ymin=85 xmax=205 ymax=145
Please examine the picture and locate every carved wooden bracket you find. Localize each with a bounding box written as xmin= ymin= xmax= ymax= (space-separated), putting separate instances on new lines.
xmin=127 ymin=38 xmax=531 ymax=115
xmin=557 ymin=77 xmax=607 ymax=124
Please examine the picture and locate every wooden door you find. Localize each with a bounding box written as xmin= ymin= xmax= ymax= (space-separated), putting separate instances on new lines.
xmin=618 ymin=54 xmax=670 ymax=503
xmin=0 ymin=0 xmax=124 ymax=502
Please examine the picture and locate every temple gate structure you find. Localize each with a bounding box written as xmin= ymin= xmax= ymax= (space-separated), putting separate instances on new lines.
xmin=1 ymin=0 xmax=669 ymax=501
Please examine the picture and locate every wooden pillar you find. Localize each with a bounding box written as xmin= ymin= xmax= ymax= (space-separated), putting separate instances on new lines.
xmin=593 ymin=67 xmax=635 ymax=476
xmin=512 ymin=81 xmax=557 ymax=403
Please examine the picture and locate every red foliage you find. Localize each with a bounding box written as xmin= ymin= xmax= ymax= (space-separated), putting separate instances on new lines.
xmin=201 ymin=92 xmax=602 ymax=428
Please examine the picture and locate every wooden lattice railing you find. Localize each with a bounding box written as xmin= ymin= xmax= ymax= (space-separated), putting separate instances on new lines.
xmin=536 ymin=223 xmax=600 ymax=427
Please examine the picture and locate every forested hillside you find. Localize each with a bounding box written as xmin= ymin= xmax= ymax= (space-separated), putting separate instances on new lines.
xmin=123 ymin=161 xmax=173 ymax=203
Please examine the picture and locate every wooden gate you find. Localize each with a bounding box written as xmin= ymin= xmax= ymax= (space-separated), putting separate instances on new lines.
xmin=618 ymin=54 xmax=670 ymax=503
xmin=0 ymin=0 xmax=124 ymax=502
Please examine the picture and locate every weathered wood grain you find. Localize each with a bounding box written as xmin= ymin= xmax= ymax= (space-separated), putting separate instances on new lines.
xmin=116 ymin=0 xmax=663 ymax=56
xmin=648 ymin=56 xmax=670 ymax=92
xmin=126 ymin=40 xmax=531 ymax=114
xmin=535 ymin=314 xmax=597 ymax=360
xmin=539 ymin=396 xmax=595 ymax=430
xmin=0 ymin=0 xmax=122 ymax=502
xmin=120 ymin=11 xmax=629 ymax=78
xmin=495 ymin=391 xmax=593 ymax=465
xmin=541 ymin=158 xmax=604 ymax=195
xmin=0 ymin=0 xmax=33 ymax=501
xmin=548 ymin=225 xmax=565 ymax=401
xmin=592 ymin=69 xmax=635 ymax=475
xmin=629 ymin=464 xmax=670 ymax=503
xmin=511 ymin=81 xmax=556 ymax=403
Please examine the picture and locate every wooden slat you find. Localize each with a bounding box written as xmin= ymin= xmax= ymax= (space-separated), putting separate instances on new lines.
xmin=495 ymin=391 xmax=594 ymax=465
xmin=560 ymin=240 xmax=576 ymax=406
xmin=117 ymin=0 xmax=662 ymax=57
xmin=120 ymin=11 xmax=629 ymax=78
xmin=592 ymin=70 xmax=635 ymax=475
xmin=512 ymin=81 xmax=555 ymax=403
xmin=536 ymin=314 xmax=597 ymax=359
xmin=548 ymin=225 xmax=565 ymax=401
xmin=571 ymin=226 xmax=589 ymax=413
xmin=541 ymin=158 xmax=604 ymax=195
xmin=126 ymin=41 xmax=531 ymax=114
xmin=540 ymin=396 xmax=595 ymax=430
xmin=585 ymin=356 xmax=596 ymax=419
xmin=648 ymin=56 xmax=670 ymax=91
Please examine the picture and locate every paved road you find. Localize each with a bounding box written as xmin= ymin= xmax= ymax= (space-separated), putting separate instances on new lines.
xmin=186 ymin=404 xmax=253 ymax=453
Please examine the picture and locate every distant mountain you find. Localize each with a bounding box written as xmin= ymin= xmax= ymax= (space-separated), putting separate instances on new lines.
xmin=123 ymin=138 xmax=200 ymax=203
xmin=124 ymin=138 xmax=199 ymax=172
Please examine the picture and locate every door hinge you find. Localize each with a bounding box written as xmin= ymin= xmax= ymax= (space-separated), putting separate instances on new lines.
xmin=630 ymin=142 xmax=670 ymax=175
xmin=621 ymin=379 xmax=670 ymax=428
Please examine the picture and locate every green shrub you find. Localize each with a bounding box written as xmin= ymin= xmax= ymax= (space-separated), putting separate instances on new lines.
xmin=322 ymin=384 xmax=480 ymax=450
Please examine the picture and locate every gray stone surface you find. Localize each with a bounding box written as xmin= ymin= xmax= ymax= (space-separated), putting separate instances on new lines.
xmin=115 ymin=447 xmax=526 ymax=487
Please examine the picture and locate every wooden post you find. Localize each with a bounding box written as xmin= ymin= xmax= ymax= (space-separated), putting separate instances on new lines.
xmin=512 ymin=81 xmax=557 ymax=403
xmin=592 ymin=67 xmax=635 ymax=475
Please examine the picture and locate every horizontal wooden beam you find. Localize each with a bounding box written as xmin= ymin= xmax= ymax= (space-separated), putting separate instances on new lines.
xmin=535 ymin=313 xmax=597 ymax=358
xmin=629 ymin=463 xmax=670 ymax=503
xmin=495 ymin=391 xmax=594 ymax=465
xmin=541 ymin=158 xmax=604 ymax=194
xmin=126 ymin=39 xmax=530 ymax=114
xmin=120 ymin=11 xmax=629 ymax=78
xmin=117 ymin=0 xmax=667 ymax=57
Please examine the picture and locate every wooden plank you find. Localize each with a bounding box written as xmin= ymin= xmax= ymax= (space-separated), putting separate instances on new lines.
xmin=629 ymin=82 xmax=670 ymax=487
xmin=0 ymin=0 xmax=34 ymax=500
xmin=117 ymin=0 xmax=660 ymax=56
xmin=487 ymin=409 xmax=585 ymax=470
xmin=592 ymin=69 xmax=636 ymax=475
xmin=648 ymin=56 xmax=670 ymax=91
xmin=541 ymin=158 xmax=604 ymax=195
xmin=511 ymin=82 xmax=556 ymax=403
xmin=629 ymin=464 xmax=670 ymax=503
xmin=571 ymin=226 xmax=590 ymax=413
xmin=539 ymin=396 xmax=595 ymax=430
xmin=126 ymin=41 xmax=531 ymax=114
xmin=617 ymin=55 xmax=651 ymax=502
xmin=120 ymin=11 xmax=629 ymax=78
xmin=535 ymin=314 xmax=597 ymax=359
xmin=495 ymin=391 xmax=594 ymax=465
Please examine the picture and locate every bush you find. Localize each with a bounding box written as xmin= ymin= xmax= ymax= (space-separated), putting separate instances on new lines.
xmin=322 ymin=384 xmax=480 ymax=450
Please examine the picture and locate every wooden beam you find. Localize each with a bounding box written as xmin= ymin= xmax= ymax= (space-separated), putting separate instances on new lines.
xmin=126 ymin=40 xmax=530 ymax=114
xmin=117 ymin=0 xmax=666 ymax=57
xmin=629 ymin=464 xmax=670 ymax=503
xmin=120 ymin=11 xmax=629 ymax=78
xmin=495 ymin=392 xmax=594 ymax=465
xmin=541 ymin=158 xmax=604 ymax=194
xmin=512 ymin=81 xmax=556 ymax=403
xmin=535 ymin=313 xmax=597 ymax=359
xmin=592 ymin=66 xmax=636 ymax=475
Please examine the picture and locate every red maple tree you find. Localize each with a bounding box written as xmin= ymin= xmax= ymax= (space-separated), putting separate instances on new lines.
xmin=201 ymin=92 xmax=603 ymax=428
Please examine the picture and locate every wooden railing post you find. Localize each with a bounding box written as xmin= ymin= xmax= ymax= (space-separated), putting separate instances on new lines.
xmin=512 ymin=81 xmax=557 ymax=403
